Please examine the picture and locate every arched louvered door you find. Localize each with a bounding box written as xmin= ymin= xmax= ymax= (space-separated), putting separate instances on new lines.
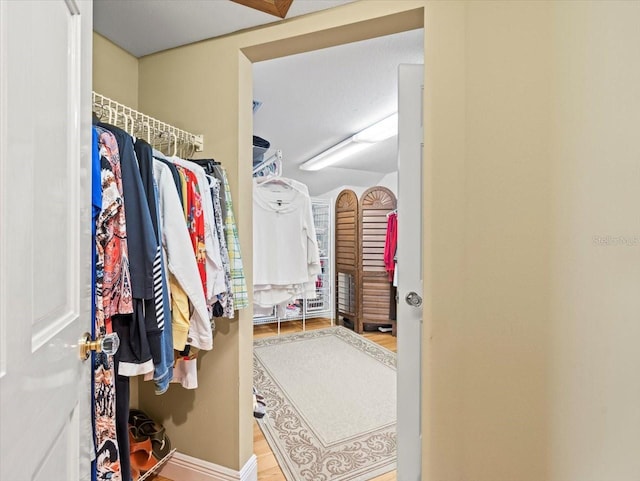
xmin=359 ymin=186 xmax=397 ymax=334
xmin=335 ymin=190 xmax=359 ymax=331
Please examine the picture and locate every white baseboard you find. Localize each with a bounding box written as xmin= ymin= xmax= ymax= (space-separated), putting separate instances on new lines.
xmin=159 ymin=451 xmax=258 ymax=481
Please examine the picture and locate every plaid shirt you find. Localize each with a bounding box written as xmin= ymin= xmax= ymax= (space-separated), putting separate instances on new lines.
xmin=220 ymin=170 xmax=249 ymax=310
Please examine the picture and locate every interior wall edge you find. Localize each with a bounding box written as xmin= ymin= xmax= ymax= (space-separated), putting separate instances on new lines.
xmin=241 ymin=8 xmax=424 ymax=62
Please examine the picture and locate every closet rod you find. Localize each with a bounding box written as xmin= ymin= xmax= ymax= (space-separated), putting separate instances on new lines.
xmin=92 ymin=91 xmax=204 ymax=152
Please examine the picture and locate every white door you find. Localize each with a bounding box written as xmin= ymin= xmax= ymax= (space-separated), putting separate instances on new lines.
xmin=396 ymin=64 xmax=424 ymax=481
xmin=0 ymin=1 xmax=93 ymax=480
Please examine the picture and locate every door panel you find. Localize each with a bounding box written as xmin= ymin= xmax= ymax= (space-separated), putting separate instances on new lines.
xmin=397 ymin=64 xmax=424 ymax=481
xmin=0 ymin=1 xmax=92 ymax=480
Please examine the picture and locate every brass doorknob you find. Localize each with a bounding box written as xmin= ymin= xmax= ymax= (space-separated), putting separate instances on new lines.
xmin=79 ymin=332 xmax=120 ymax=361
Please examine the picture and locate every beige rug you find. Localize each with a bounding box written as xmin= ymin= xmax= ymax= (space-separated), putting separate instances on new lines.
xmin=253 ymin=326 xmax=396 ymax=481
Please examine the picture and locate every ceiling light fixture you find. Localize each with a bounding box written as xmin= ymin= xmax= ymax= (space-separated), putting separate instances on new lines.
xmin=299 ymin=113 xmax=398 ymax=171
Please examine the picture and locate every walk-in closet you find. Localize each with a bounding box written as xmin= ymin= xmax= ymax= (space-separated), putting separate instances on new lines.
xmin=5 ymin=2 xmax=640 ymax=481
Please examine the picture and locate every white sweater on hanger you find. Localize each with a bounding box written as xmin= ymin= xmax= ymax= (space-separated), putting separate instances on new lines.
xmin=253 ymin=178 xmax=321 ymax=307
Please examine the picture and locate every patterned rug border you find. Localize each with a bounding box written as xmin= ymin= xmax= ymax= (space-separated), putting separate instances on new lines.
xmin=254 ymin=326 xmax=397 ymax=481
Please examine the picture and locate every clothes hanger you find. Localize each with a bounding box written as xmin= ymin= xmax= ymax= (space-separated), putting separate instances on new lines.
xmin=141 ymin=121 xmax=151 ymax=144
xmin=126 ymin=112 xmax=136 ymax=136
xmin=157 ymin=130 xmax=170 ymax=155
xmin=255 ymin=175 xmax=295 ymax=190
xmin=107 ymin=103 xmax=115 ymax=125
xmin=256 ymin=174 xmax=310 ymax=197
xmin=121 ymin=110 xmax=129 ymax=133
xmin=116 ymin=108 xmax=127 ymax=131
xmin=171 ymin=132 xmax=178 ymax=157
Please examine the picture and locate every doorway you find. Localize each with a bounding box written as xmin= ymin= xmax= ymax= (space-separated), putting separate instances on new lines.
xmin=247 ymin=26 xmax=424 ymax=481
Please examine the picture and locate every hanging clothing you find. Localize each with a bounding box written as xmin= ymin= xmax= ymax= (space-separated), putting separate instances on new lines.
xmin=98 ymin=124 xmax=162 ymax=375
xmin=95 ymin=129 xmax=133 ymax=325
xmin=153 ymin=149 xmax=184 ymax=208
xmin=216 ymin=166 xmax=249 ymax=310
xmin=92 ymin=127 xmax=123 ymax=481
xmin=190 ymin=159 xmax=227 ymax=223
xmin=384 ymin=211 xmax=398 ymax=321
xmin=210 ymin=177 xmax=234 ymax=318
xmin=253 ymin=177 xmax=321 ymax=308
xmin=153 ymin=159 xmax=213 ymax=351
xmin=170 ymin=157 xmax=226 ymax=304
xmin=171 ymin=347 xmax=199 ymax=389
xmin=90 ymin=108 xmax=249 ymax=480
xmin=175 ymin=165 xmax=207 ymax=295
xmin=134 ymin=139 xmax=166 ymax=327
xmin=97 ymin=124 xmax=163 ymax=481
xmin=134 ymin=139 xmax=170 ymax=387
xmin=384 ymin=211 xmax=398 ymax=282
xmin=177 ymin=158 xmax=236 ymax=318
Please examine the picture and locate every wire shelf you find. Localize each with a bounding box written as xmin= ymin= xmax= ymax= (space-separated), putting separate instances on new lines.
xmin=137 ymin=448 xmax=177 ymax=481
xmin=92 ymin=92 xmax=203 ymax=154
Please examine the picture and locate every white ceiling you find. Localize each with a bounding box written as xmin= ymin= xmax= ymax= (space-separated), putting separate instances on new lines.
xmin=253 ymin=29 xmax=423 ymax=195
xmin=93 ymin=1 xmax=423 ymax=196
xmin=94 ymin=0 xmax=357 ymax=58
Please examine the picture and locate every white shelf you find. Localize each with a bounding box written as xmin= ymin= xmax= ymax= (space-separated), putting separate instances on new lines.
xmin=137 ymin=448 xmax=177 ymax=481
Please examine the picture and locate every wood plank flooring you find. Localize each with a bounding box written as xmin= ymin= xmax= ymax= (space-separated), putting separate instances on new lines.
xmin=150 ymin=318 xmax=398 ymax=481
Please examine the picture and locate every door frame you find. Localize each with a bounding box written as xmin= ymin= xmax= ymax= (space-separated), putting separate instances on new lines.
xmin=240 ymin=6 xmax=426 ymax=478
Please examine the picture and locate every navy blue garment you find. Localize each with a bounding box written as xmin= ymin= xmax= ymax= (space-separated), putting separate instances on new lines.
xmin=135 ymin=139 xmax=174 ymax=392
xmin=155 ymin=156 xmax=184 ymax=208
xmin=112 ymin=316 xmax=131 ymax=481
xmin=134 ymin=139 xmax=159 ymax=242
xmin=133 ymin=138 xmax=166 ymax=358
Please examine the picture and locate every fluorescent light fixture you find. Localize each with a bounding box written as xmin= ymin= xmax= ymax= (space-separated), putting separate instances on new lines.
xmin=352 ymin=113 xmax=398 ymax=143
xmin=299 ymin=113 xmax=398 ymax=171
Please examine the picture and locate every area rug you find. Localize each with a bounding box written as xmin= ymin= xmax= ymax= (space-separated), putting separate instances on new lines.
xmin=253 ymin=326 xmax=396 ymax=481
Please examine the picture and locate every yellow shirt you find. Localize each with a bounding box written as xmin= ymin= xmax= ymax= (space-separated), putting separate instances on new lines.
xmin=169 ymin=273 xmax=190 ymax=351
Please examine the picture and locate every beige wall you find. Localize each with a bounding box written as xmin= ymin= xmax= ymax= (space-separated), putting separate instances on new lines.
xmin=96 ymin=0 xmax=640 ymax=478
xmin=93 ymin=32 xmax=139 ymax=108
xmin=424 ymin=1 xmax=640 ymax=480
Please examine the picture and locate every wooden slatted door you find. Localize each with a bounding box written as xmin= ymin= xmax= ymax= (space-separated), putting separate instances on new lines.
xmin=359 ymin=187 xmax=397 ymax=333
xmin=335 ymin=190 xmax=359 ymax=331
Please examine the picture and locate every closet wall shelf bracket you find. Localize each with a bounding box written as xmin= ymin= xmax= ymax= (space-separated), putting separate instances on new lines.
xmin=193 ymin=134 xmax=204 ymax=152
xmin=137 ymin=448 xmax=177 ymax=481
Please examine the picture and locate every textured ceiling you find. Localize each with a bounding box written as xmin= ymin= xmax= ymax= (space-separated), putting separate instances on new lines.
xmin=94 ymin=0 xmax=356 ymax=58
xmin=253 ymin=28 xmax=424 ymax=195
xmin=93 ymin=1 xmax=423 ymax=196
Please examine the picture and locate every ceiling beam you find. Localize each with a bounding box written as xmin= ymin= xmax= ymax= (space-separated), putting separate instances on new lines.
xmin=230 ymin=0 xmax=294 ymax=19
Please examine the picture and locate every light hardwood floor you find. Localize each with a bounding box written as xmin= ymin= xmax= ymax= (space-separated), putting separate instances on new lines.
xmin=151 ymin=318 xmax=398 ymax=481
